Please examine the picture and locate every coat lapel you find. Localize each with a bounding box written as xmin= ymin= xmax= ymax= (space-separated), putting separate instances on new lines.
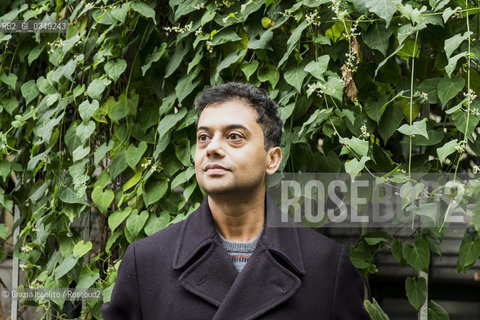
xmin=212 ymin=240 xmax=302 ymax=320
xmin=172 ymin=196 xmax=306 ymax=319
xmin=172 ymin=198 xmax=239 ymax=307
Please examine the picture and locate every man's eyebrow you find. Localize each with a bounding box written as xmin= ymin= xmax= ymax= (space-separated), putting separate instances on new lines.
xmin=196 ymin=124 xmax=250 ymax=132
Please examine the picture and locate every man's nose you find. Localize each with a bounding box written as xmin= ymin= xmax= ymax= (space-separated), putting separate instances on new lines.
xmin=205 ymin=134 xmax=225 ymax=157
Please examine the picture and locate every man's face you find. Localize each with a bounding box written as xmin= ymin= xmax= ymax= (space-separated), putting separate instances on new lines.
xmin=194 ymin=99 xmax=277 ymax=195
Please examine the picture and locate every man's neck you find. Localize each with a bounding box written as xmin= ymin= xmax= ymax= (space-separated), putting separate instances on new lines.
xmin=208 ymin=191 xmax=265 ymax=242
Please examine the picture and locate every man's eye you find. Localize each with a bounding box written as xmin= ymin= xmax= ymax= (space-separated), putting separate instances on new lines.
xmin=198 ymin=134 xmax=209 ymax=141
xmin=228 ymin=133 xmax=241 ymax=140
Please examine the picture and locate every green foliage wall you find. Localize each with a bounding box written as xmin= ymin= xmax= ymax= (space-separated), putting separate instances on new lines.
xmin=0 ymin=0 xmax=480 ymax=318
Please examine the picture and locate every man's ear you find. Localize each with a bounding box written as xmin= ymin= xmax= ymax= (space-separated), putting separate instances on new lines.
xmin=266 ymin=146 xmax=282 ymax=175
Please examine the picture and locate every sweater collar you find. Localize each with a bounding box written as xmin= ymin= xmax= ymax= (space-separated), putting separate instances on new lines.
xmin=172 ymin=195 xmax=305 ymax=275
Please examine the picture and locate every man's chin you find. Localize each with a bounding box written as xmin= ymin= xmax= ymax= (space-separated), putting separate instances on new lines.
xmin=202 ymin=186 xmax=236 ymax=195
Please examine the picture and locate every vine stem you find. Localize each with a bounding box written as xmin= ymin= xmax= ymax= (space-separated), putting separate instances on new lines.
xmin=408 ymin=31 xmax=419 ymax=180
xmin=453 ymin=5 xmax=472 ymax=182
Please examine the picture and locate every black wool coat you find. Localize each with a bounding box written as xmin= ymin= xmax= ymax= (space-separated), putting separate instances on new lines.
xmin=102 ymin=196 xmax=370 ymax=320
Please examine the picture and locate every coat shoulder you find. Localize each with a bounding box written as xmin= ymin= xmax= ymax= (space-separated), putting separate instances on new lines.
xmin=131 ymin=218 xmax=185 ymax=258
xmin=295 ymin=227 xmax=347 ymax=265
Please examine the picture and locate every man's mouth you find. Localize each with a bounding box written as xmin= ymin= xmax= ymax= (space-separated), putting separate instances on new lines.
xmin=204 ymin=164 xmax=229 ymax=173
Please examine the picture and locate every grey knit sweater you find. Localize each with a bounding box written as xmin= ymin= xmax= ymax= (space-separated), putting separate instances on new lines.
xmin=216 ymin=228 xmax=263 ymax=272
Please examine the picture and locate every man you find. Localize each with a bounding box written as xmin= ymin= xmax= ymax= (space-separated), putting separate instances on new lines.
xmin=102 ymin=82 xmax=370 ymax=319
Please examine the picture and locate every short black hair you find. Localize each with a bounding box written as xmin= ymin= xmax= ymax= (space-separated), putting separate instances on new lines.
xmin=195 ymin=82 xmax=283 ymax=149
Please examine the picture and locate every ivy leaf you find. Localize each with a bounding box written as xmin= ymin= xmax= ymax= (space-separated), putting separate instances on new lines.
xmin=278 ymin=19 xmax=310 ymax=66
xmin=349 ymin=244 xmax=371 ymax=269
xmin=405 ymin=277 xmax=427 ymax=311
xmin=257 ymin=64 xmax=280 ymax=88
xmin=109 ymin=151 xmax=128 ymax=180
xmin=165 ymin=41 xmax=190 ymax=78
xmin=284 ymin=67 xmax=307 ymax=93
xmin=213 ymin=49 xmax=246 ymax=82
xmin=105 ymin=59 xmax=127 ymax=83
xmin=92 ymin=186 xmax=114 ymax=214
xmin=323 ymin=76 xmax=344 ymax=101
xmin=126 ymin=210 xmax=149 ymax=237
xmin=187 ymin=50 xmax=203 ymax=74
xmin=362 ymin=22 xmax=393 ymax=56
xmin=58 ymin=185 xmax=87 ymax=204
xmin=248 ymin=29 xmax=273 ymax=50
xmin=0 ymin=224 xmax=8 ymax=240
xmin=411 ymin=203 xmax=439 ymax=223
xmin=391 ymin=239 xmax=405 ymax=264
xmin=123 ymin=171 xmax=142 ymax=192
xmin=78 ymin=99 xmax=99 ymax=122
xmin=126 ymin=142 xmax=147 ymax=169
xmin=443 ymin=7 xmax=462 ymax=23
xmin=175 ymin=74 xmax=200 ymax=103
xmin=87 ymin=77 xmax=111 ymax=100
xmin=457 ymin=234 xmax=480 ymax=272
xmin=402 ymin=238 xmax=430 ymax=272
xmin=142 ymin=43 xmax=167 ymax=76
xmin=364 ymin=231 xmax=389 ymax=246
xmin=241 ymin=60 xmax=259 ymax=81
xmin=36 ymin=114 xmax=64 ymax=144
xmin=21 ymin=80 xmax=40 ymax=105
xmin=430 ymin=0 xmax=450 ymax=11
xmin=375 ymin=44 xmax=404 ymax=78
xmin=73 ymin=240 xmax=93 ymax=258
xmin=451 ymin=112 xmax=480 ymax=142
xmin=436 ymin=139 xmax=460 ymax=163
xmin=72 ymin=145 xmax=90 ymax=162
xmin=0 ymin=73 xmax=17 ymax=89
xmin=27 ymin=148 xmax=51 ymax=171
xmin=111 ymin=3 xmax=130 ymax=23
xmin=444 ymin=32 xmax=472 ymax=59
xmin=397 ymin=118 xmax=429 ymax=139
xmin=428 ymin=300 xmax=451 ymax=320
xmin=143 ymin=179 xmax=168 ymax=207
xmin=364 ymin=298 xmax=390 ymax=320
xmin=303 ymin=0 xmax=331 ymax=7
xmin=106 ymin=230 xmax=123 ymax=253
xmin=154 ymin=108 xmax=188 ymax=158
xmin=345 ymin=156 xmax=370 ymax=180
xmin=76 ymin=121 xmax=96 ymax=143
xmin=378 ymin=103 xmax=403 ymax=142
xmin=417 ymin=78 xmax=442 ymax=104
xmin=445 ymin=51 xmax=467 ymax=78
xmin=437 ymin=77 xmax=464 ymax=107
xmin=1 ymin=96 xmax=19 ymax=115
xmin=210 ymin=29 xmax=242 ymax=46
xmin=175 ymin=138 xmax=191 ymax=167
xmin=304 ymin=55 xmax=330 ymax=79
xmin=0 ymin=189 xmax=13 ymax=212
xmin=94 ymin=141 xmax=114 ymax=166
xmin=339 ymin=137 xmax=369 ymax=157
xmin=131 ymin=1 xmax=156 ymax=23
xmin=473 ymin=205 xmax=480 ymax=234
xmin=108 ymin=207 xmax=132 ymax=232
xmin=144 ymin=211 xmax=170 ymax=236
xmin=0 ymin=160 xmax=10 ymax=182
xmin=77 ymin=267 xmax=100 ymax=289
xmin=366 ymin=0 xmax=397 ymax=27
xmin=365 ymin=96 xmax=388 ymax=123
xmin=55 ymin=255 xmax=78 ymax=280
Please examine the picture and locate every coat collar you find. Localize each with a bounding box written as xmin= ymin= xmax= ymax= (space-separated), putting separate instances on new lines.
xmin=172 ymin=195 xmax=305 ymax=276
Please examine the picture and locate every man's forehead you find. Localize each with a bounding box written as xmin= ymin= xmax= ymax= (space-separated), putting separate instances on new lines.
xmin=196 ymin=100 xmax=259 ymax=130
